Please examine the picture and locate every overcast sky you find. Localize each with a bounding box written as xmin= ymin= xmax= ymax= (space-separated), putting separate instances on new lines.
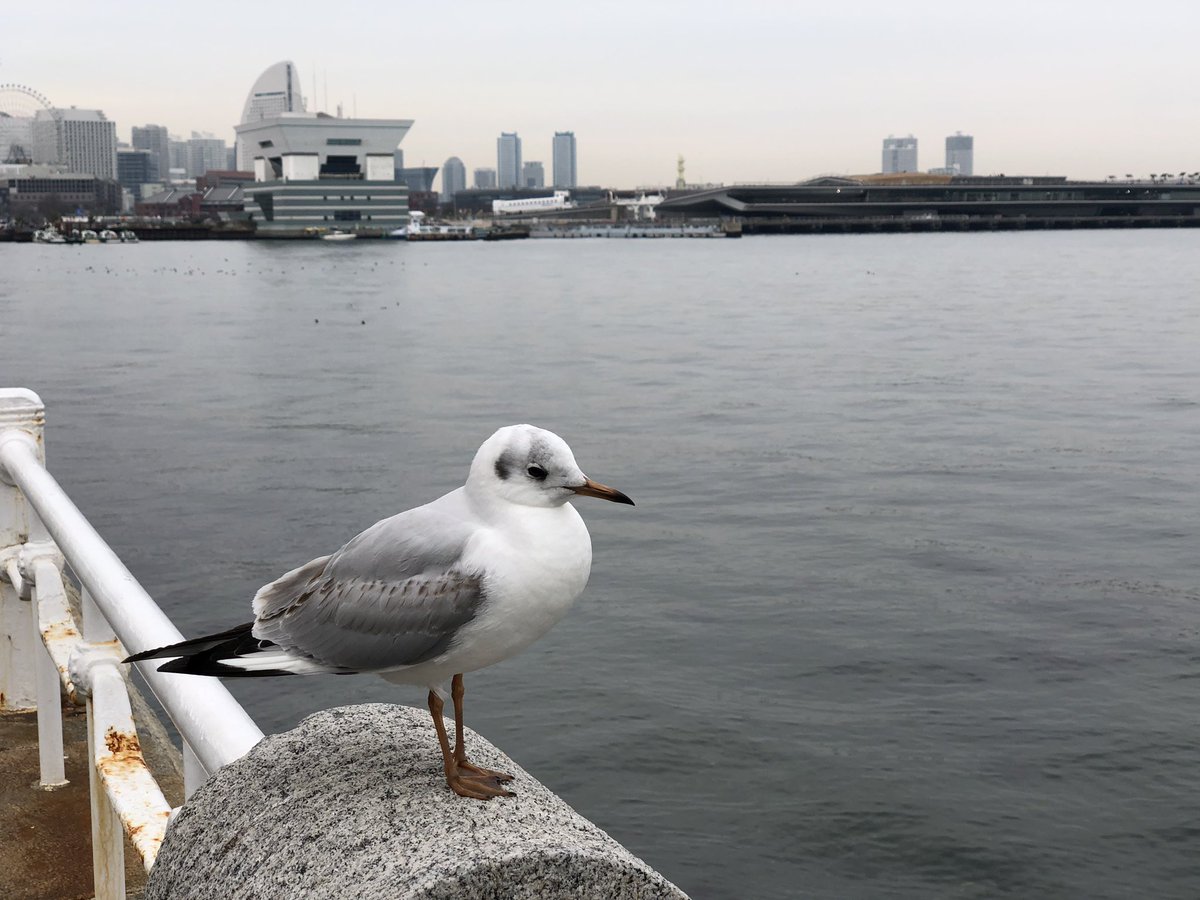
xmin=5 ymin=0 xmax=1198 ymax=186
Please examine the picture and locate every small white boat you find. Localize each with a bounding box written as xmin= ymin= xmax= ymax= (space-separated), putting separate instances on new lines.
xmin=321 ymin=230 xmax=357 ymax=241
xmin=118 ymin=230 xmax=139 ymax=243
xmin=404 ymin=211 xmax=478 ymax=241
xmin=33 ymin=228 xmax=66 ymax=244
xmin=99 ymin=229 xmax=120 ymax=242
xmin=81 ymin=229 xmax=101 ymax=244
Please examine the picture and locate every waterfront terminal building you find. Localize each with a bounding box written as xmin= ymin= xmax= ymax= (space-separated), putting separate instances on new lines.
xmin=656 ymin=175 xmax=1200 ymax=233
xmin=234 ymin=112 xmax=413 ymax=237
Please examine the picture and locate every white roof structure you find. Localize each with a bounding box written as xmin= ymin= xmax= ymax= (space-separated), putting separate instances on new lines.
xmin=235 ymin=112 xmax=413 ymax=182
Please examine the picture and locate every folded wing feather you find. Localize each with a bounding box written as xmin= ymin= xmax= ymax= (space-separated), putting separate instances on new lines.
xmin=250 ymin=502 xmax=488 ymax=672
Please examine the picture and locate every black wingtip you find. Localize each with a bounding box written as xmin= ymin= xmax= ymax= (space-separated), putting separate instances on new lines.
xmin=123 ymin=622 xmax=258 ymax=665
xmin=123 ymin=646 xmax=167 ymax=664
xmin=157 ymin=655 xmax=295 ymax=677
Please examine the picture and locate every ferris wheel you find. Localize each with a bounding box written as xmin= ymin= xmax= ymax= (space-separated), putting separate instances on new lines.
xmin=0 ymin=83 xmax=61 ymax=164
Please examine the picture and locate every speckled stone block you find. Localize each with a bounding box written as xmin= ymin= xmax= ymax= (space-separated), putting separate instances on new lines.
xmin=144 ymin=703 xmax=688 ymax=899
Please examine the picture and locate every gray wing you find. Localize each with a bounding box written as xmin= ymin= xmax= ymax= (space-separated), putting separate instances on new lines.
xmin=250 ymin=503 xmax=486 ymax=671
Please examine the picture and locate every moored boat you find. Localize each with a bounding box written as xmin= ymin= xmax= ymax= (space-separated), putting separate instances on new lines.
xmin=33 ymin=227 xmax=66 ymax=244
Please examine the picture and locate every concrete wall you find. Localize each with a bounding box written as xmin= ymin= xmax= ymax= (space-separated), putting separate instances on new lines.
xmin=145 ymin=703 xmax=688 ymax=899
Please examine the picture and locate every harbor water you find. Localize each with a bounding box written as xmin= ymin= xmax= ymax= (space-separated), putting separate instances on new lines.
xmin=2 ymin=232 xmax=1198 ymax=898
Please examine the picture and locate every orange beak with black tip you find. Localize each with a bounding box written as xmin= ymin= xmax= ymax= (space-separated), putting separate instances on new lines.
xmin=571 ymin=478 xmax=635 ymax=506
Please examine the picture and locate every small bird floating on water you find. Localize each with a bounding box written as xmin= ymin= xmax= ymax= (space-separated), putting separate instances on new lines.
xmin=125 ymin=425 xmax=634 ymax=800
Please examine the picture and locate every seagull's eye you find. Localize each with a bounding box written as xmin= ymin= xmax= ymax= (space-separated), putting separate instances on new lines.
xmin=527 ymin=465 xmax=548 ymax=481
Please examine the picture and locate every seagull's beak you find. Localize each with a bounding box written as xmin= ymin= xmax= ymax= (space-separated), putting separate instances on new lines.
xmin=571 ymin=478 xmax=635 ymax=506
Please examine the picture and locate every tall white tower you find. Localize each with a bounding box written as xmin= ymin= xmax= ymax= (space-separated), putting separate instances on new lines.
xmin=552 ymin=131 xmax=577 ymax=188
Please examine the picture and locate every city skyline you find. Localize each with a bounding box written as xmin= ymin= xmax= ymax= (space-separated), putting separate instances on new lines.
xmin=4 ymin=1 xmax=1198 ymax=187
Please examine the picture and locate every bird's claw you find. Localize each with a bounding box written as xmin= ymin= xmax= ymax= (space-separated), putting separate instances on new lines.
xmin=447 ymin=770 xmax=515 ymax=800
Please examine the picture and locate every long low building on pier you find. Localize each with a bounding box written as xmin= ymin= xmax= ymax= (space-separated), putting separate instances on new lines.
xmin=655 ymin=175 xmax=1200 ymax=232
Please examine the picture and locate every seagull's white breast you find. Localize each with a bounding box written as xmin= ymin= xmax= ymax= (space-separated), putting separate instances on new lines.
xmin=455 ymin=503 xmax=592 ymax=668
xmin=412 ymin=502 xmax=593 ymax=681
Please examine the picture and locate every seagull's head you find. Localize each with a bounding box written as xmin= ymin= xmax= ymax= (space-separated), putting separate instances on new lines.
xmin=469 ymin=424 xmax=634 ymax=509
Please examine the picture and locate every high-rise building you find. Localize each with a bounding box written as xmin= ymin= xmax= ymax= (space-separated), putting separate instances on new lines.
xmin=441 ymin=156 xmax=466 ymax=200
xmin=552 ymin=131 xmax=577 ymax=187
xmin=131 ymin=124 xmax=169 ymax=181
xmin=237 ymin=61 xmax=306 ymax=170
xmin=946 ymin=133 xmax=974 ymax=176
xmin=882 ymin=135 xmax=918 ymax=174
xmin=186 ymin=132 xmax=228 ymax=179
xmin=117 ymin=148 xmax=155 ymax=199
xmin=1 ymin=114 xmax=35 ymax=164
xmin=34 ymin=108 xmax=116 ymax=179
xmin=497 ymin=132 xmax=521 ymax=189
xmin=521 ymin=161 xmax=544 ymax=189
xmin=168 ymin=138 xmax=188 ymax=177
xmin=474 ymin=167 xmax=497 ymax=189
xmin=397 ymin=167 xmax=439 ymax=192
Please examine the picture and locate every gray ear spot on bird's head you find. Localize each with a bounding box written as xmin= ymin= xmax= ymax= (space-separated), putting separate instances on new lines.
xmin=493 ymin=453 xmax=514 ymax=481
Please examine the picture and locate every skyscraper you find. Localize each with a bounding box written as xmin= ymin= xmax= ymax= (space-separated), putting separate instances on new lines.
xmin=945 ymin=133 xmax=974 ymax=176
xmin=117 ymin=148 xmax=154 ymax=198
xmin=882 ymin=135 xmax=918 ymax=174
xmin=34 ymin=108 xmax=116 ymax=179
xmin=497 ymin=132 xmax=521 ymax=189
xmin=237 ymin=61 xmax=306 ymax=170
xmin=522 ymin=161 xmax=544 ymax=189
xmin=132 ymin=124 xmax=170 ymax=181
xmin=441 ymin=156 xmax=466 ymax=200
xmin=552 ymin=131 xmax=577 ymax=188
xmin=474 ymin=168 xmax=497 ymax=189
xmin=186 ymin=132 xmax=228 ymax=179
xmin=1 ymin=114 xmax=34 ymax=163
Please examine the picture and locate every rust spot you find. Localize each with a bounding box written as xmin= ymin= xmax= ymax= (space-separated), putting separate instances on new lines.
xmin=43 ymin=621 xmax=80 ymax=641
xmin=103 ymin=726 xmax=143 ymax=758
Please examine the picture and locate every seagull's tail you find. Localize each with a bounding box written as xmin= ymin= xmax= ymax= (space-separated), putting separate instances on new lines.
xmin=123 ymin=623 xmax=322 ymax=677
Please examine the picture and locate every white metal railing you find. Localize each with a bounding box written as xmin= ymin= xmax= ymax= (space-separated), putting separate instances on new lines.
xmin=0 ymin=388 xmax=264 ymax=899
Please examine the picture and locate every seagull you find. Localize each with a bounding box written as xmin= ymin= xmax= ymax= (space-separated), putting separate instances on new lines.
xmin=124 ymin=425 xmax=634 ymax=800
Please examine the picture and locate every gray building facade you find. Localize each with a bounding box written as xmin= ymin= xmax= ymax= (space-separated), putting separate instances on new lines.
xmin=946 ymin=133 xmax=974 ymax=176
xmin=441 ymin=156 xmax=466 ymax=200
xmin=474 ymin=167 xmax=497 ymax=189
xmin=882 ymin=135 xmax=918 ymax=174
xmin=132 ymin=124 xmax=169 ymax=181
xmin=497 ymin=132 xmax=521 ymax=189
xmin=34 ymin=108 xmax=117 ymax=179
xmin=552 ymin=131 xmax=577 ymax=187
xmin=186 ymin=133 xmax=228 ymax=179
xmin=117 ymin=148 xmax=154 ymax=199
xmin=522 ymin=161 xmax=544 ymax=189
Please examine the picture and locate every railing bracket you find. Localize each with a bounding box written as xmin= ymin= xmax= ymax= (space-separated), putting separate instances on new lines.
xmin=68 ymin=642 xmax=125 ymax=700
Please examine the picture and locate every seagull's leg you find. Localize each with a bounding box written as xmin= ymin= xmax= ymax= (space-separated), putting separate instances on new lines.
xmin=451 ymin=673 xmax=514 ymax=784
xmin=427 ymin=688 xmax=510 ymax=800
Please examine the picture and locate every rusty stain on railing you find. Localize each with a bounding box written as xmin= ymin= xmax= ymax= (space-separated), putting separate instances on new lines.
xmin=31 ymin=552 xmax=175 ymax=871
xmin=88 ymin=660 xmax=173 ymax=871
xmin=97 ymin=723 xmax=172 ymax=867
